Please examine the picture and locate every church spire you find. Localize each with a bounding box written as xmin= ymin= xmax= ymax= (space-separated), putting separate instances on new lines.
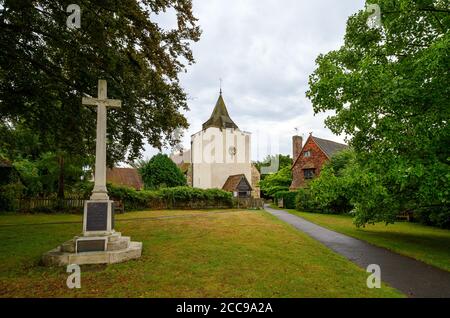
xmin=202 ymin=93 xmax=239 ymax=130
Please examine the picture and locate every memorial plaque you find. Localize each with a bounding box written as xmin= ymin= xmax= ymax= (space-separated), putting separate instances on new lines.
xmin=77 ymin=239 xmax=106 ymax=253
xmin=86 ymin=202 xmax=108 ymax=231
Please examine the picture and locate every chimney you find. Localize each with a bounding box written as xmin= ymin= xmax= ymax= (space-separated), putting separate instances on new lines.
xmin=292 ymin=135 xmax=303 ymax=160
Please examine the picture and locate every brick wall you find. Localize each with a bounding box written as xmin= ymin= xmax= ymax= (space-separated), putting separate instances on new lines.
xmin=290 ymin=136 xmax=329 ymax=190
xmin=292 ymin=135 xmax=303 ymax=161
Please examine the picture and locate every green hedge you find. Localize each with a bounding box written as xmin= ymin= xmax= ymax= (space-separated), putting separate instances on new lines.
xmin=107 ymin=185 xmax=232 ymax=210
xmin=274 ymin=190 xmax=297 ymax=209
xmin=295 ymin=188 xmax=320 ymax=212
xmin=1 ymin=182 xmax=234 ymax=213
xmin=0 ymin=182 xmax=24 ymax=211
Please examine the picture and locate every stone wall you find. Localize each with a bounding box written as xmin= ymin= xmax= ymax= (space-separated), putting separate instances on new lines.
xmin=251 ymin=164 xmax=260 ymax=198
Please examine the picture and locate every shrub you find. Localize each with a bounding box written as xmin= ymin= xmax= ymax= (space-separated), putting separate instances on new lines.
xmin=0 ymin=182 xmax=24 ymax=211
xmin=138 ymin=154 xmax=186 ymax=189
xmin=274 ymin=191 xmax=297 ymax=209
xmin=104 ymin=184 xmax=232 ymax=211
xmin=414 ymin=206 xmax=450 ymax=229
xmin=259 ymin=166 xmax=292 ymax=198
xmin=159 ymin=186 xmax=232 ymax=209
xmin=295 ymin=188 xmax=320 ymax=212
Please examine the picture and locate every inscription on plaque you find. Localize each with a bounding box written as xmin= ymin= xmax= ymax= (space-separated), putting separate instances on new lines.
xmin=86 ymin=202 xmax=108 ymax=231
xmin=77 ymin=239 xmax=106 ymax=253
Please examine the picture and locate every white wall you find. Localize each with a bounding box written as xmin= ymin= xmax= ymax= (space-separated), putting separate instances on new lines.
xmin=191 ymin=127 xmax=252 ymax=189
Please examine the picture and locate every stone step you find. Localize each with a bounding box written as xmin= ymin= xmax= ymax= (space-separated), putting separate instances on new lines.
xmin=107 ymin=236 xmax=130 ymax=251
xmin=42 ymin=241 xmax=143 ymax=266
xmin=60 ymin=239 xmax=76 ymax=253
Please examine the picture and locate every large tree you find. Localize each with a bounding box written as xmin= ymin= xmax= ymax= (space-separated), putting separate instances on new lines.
xmin=138 ymin=153 xmax=186 ymax=189
xmin=307 ymin=0 xmax=449 ymax=225
xmin=0 ymin=0 xmax=200 ymax=197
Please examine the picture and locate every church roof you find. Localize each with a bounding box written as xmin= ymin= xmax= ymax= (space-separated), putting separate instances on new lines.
xmin=202 ymin=93 xmax=239 ymax=130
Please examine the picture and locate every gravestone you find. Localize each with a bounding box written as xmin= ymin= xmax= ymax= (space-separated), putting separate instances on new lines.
xmin=42 ymin=80 xmax=142 ymax=266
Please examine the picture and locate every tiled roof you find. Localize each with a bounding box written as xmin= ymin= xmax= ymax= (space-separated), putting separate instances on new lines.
xmin=106 ymin=168 xmax=144 ymax=190
xmin=291 ymin=135 xmax=349 ymax=169
xmin=202 ymin=93 xmax=239 ymax=130
xmin=312 ymin=136 xmax=348 ymax=158
xmin=222 ymin=174 xmax=252 ymax=192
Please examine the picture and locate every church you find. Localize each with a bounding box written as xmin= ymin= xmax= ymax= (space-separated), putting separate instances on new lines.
xmin=171 ymin=92 xmax=260 ymax=198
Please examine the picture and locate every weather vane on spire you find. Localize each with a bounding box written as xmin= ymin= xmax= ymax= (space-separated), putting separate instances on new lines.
xmin=219 ymin=78 xmax=223 ymax=95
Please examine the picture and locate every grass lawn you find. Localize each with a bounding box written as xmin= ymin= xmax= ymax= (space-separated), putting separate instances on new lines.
xmin=0 ymin=209 xmax=402 ymax=298
xmin=284 ymin=209 xmax=450 ymax=272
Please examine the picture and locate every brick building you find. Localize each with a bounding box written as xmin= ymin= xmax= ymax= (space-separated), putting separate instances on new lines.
xmin=290 ymin=134 xmax=348 ymax=190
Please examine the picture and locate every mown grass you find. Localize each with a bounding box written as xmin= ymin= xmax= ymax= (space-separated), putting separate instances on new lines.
xmin=0 ymin=210 xmax=402 ymax=297
xmin=284 ymin=209 xmax=450 ymax=272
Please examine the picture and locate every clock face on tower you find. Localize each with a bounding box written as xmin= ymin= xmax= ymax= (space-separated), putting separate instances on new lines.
xmin=228 ymin=146 xmax=237 ymax=156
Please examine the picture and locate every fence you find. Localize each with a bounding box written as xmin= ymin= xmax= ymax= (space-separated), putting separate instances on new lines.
xmin=13 ymin=196 xmax=263 ymax=212
xmin=233 ymin=197 xmax=264 ymax=209
xmin=16 ymin=197 xmax=86 ymax=212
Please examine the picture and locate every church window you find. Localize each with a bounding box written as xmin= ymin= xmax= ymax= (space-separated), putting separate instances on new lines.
xmin=304 ymin=151 xmax=311 ymax=157
xmin=303 ymin=169 xmax=315 ymax=179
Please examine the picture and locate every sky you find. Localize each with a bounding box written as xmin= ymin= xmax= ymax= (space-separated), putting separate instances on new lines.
xmin=143 ymin=0 xmax=366 ymax=162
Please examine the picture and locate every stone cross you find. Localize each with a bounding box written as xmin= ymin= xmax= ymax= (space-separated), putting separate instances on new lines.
xmin=82 ymin=80 xmax=121 ymax=200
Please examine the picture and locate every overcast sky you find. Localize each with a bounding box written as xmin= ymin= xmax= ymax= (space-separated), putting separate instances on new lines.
xmin=144 ymin=0 xmax=365 ymax=161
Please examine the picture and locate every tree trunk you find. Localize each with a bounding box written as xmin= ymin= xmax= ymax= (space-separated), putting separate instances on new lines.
xmin=57 ymin=155 xmax=65 ymax=200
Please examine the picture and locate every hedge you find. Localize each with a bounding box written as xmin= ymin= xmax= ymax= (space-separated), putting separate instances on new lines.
xmin=107 ymin=185 xmax=233 ymax=210
xmin=274 ymin=190 xmax=297 ymax=209
xmin=1 ymin=183 xmax=235 ymax=213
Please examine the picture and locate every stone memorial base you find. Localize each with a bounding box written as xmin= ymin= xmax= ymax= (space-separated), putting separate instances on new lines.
xmin=42 ymin=199 xmax=142 ymax=266
xmin=42 ymin=232 xmax=142 ymax=266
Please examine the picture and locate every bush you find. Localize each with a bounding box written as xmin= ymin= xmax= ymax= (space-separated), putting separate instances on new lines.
xmin=259 ymin=166 xmax=292 ymax=198
xmin=139 ymin=154 xmax=186 ymax=189
xmin=295 ymin=188 xmax=320 ymax=212
xmin=274 ymin=191 xmax=297 ymax=209
xmin=0 ymin=182 xmax=24 ymax=211
xmin=415 ymin=206 xmax=450 ymax=229
xmin=107 ymin=184 xmax=160 ymax=210
xmin=159 ymin=186 xmax=232 ymax=209
xmin=105 ymin=184 xmax=232 ymax=211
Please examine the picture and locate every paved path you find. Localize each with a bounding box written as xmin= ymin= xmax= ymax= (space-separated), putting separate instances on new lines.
xmin=264 ymin=205 xmax=450 ymax=298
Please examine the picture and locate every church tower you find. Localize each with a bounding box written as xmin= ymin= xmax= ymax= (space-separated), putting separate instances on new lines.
xmin=191 ymin=92 xmax=252 ymax=191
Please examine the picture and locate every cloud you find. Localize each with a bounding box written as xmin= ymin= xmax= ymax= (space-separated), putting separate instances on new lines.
xmin=143 ymin=0 xmax=365 ymax=161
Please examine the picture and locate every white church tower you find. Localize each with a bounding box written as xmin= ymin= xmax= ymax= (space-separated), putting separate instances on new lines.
xmin=191 ymin=92 xmax=253 ymax=191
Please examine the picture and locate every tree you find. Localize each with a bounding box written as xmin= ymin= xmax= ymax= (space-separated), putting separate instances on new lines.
xmin=307 ymin=0 xmax=450 ymax=226
xmin=138 ymin=154 xmax=186 ymax=189
xmin=305 ymin=149 xmax=355 ymax=214
xmin=0 ymin=1 xmax=201 ymax=195
xmin=0 ymin=120 xmax=91 ymax=198
xmin=254 ymin=154 xmax=292 ymax=180
xmin=259 ymin=166 xmax=292 ymax=198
